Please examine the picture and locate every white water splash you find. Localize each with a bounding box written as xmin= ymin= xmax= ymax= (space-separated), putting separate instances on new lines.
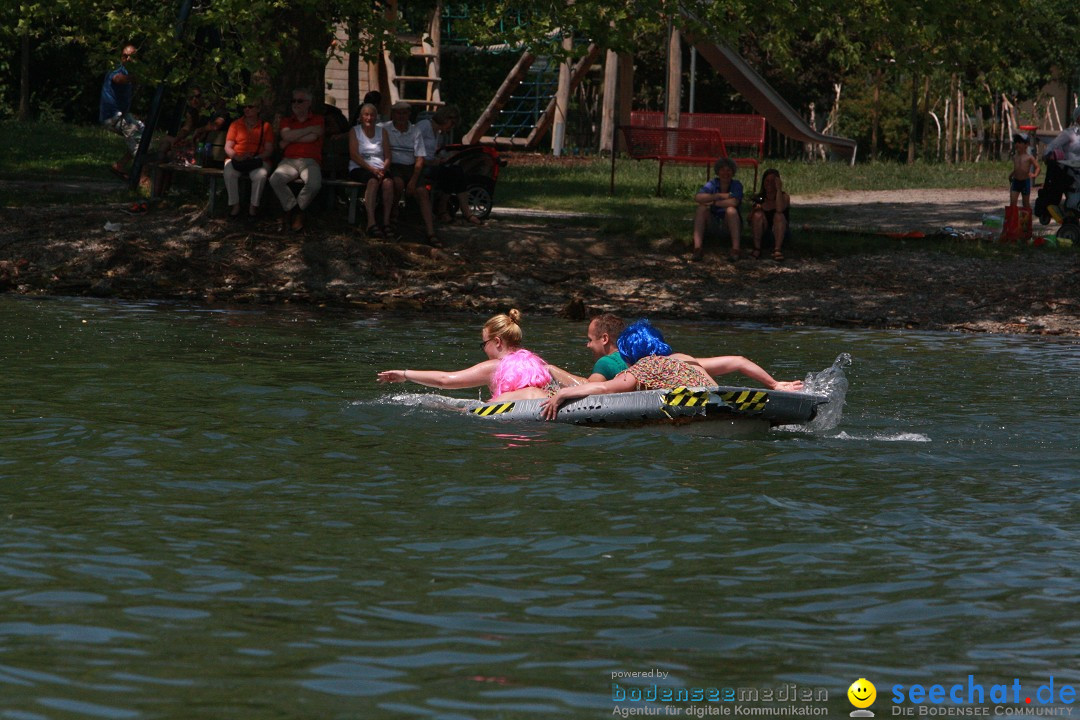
xmin=833 ymin=431 xmax=932 ymax=443
xmin=797 ymin=353 xmax=851 ymax=433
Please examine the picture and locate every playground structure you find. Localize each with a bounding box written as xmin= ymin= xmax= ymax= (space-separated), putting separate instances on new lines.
xmin=323 ymin=3 xmax=857 ymax=161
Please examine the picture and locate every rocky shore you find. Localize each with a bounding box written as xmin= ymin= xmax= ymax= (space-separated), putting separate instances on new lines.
xmin=1 ymin=193 xmax=1078 ymax=337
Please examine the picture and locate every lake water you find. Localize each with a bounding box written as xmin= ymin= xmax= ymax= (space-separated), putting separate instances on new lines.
xmin=1 ymin=296 xmax=1078 ymax=719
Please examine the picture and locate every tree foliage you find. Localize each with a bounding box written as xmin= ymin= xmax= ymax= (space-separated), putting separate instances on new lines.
xmin=1 ymin=0 xmax=1077 ymax=161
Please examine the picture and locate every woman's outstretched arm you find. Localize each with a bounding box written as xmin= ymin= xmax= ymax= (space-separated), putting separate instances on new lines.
xmin=693 ymin=355 xmax=803 ymax=391
xmin=377 ymin=359 xmax=499 ymax=390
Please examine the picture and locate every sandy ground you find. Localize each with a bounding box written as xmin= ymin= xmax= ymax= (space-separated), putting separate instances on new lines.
xmin=1 ymin=184 xmax=1078 ymax=337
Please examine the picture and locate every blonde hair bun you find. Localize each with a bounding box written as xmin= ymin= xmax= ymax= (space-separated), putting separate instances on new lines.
xmin=507 ymin=308 xmax=522 ymax=324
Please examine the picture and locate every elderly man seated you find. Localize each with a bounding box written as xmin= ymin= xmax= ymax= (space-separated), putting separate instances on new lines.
xmin=270 ymin=88 xmax=324 ymax=231
xmin=381 ymin=100 xmax=437 ymax=243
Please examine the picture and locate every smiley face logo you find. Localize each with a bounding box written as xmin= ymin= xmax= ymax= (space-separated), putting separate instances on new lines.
xmin=848 ymin=678 xmax=877 ymax=709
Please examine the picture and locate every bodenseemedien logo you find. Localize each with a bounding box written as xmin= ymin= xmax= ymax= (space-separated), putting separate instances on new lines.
xmin=849 ymin=678 xmax=877 ymax=717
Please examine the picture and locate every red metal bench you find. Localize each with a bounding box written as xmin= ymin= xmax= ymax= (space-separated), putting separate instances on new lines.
xmin=630 ymin=111 xmax=764 ymax=189
xmin=610 ymin=126 xmax=729 ymax=196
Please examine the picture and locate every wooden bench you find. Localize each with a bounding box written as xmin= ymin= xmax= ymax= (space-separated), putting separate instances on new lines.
xmin=610 ymin=126 xmax=729 ymax=196
xmin=630 ymin=111 xmax=765 ymax=189
xmin=152 ymin=162 xmax=373 ymax=224
xmin=152 ymin=163 xmax=226 ymax=214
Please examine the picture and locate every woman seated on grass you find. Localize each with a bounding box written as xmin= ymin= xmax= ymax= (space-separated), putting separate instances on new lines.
xmin=540 ymin=319 xmax=803 ymax=420
xmin=376 ymin=309 xmax=561 ymax=401
xmin=749 ymin=168 xmax=791 ymax=262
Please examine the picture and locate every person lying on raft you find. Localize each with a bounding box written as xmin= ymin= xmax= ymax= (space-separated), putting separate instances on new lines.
xmin=376 ymin=309 xmax=563 ymax=401
xmin=540 ymin=319 xmax=804 ymax=420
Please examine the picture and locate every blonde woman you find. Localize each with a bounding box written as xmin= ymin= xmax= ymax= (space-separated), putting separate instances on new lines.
xmin=377 ymin=309 xmax=566 ymax=401
xmin=347 ymin=102 xmax=393 ymax=237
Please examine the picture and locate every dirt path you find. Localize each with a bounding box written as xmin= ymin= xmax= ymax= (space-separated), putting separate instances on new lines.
xmin=1 ymin=188 xmax=1078 ymax=337
xmin=793 ymin=188 xmax=1008 ymax=235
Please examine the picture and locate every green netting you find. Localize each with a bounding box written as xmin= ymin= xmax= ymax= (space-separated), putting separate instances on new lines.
xmin=489 ymin=59 xmax=557 ymax=140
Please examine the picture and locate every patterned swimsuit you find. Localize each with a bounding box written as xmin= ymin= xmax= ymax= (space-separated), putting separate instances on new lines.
xmin=624 ymin=355 xmax=712 ymax=390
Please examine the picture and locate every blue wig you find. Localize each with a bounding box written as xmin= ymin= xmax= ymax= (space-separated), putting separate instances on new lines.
xmin=617 ymin=319 xmax=672 ymax=365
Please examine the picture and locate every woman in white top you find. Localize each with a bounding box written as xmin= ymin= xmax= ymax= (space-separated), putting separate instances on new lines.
xmin=347 ymin=102 xmax=393 ymax=237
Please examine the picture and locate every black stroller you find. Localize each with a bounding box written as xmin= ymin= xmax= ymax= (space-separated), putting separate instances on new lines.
xmin=431 ymin=144 xmax=507 ymax=220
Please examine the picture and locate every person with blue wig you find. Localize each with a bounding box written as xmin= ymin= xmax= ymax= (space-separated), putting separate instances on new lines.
xmin=540 ymin=319 xmax=803 ymax=420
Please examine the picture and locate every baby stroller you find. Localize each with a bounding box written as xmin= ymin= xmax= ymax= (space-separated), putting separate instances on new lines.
xmin=433 ymin=144 xmax=507 ymax=220
xmin=1034 ymin=157 xmax=1080 ymax=243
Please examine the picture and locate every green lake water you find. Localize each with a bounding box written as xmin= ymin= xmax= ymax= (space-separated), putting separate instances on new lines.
xmin=1 ymin=296 xmax=1077 ymax=719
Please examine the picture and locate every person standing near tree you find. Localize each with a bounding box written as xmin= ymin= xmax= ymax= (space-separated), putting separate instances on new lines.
xmin=99 ymin=44 xmax=143 ymax=180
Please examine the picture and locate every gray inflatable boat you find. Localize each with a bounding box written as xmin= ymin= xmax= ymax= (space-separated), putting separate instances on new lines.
xmin=452 ymin=385 xmax=829 ymax=429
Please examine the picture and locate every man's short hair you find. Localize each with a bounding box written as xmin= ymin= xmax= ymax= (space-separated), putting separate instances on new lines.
xmin=714 ymin=157 xmax=737 ymax=175
xmin=591 ymin=313 xmax=624 ymax=341
xmin=293 ymin=88 xmax=313 ymax=102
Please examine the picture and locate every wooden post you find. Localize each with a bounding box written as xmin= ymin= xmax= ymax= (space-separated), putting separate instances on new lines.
xmin=427 ymin=2 xmax=442 ymax=106
xmin=665 ymin=24 xmax=682 ymax=127
xmin=552 ymin=36 xmax=573 ymax=156
xmin=600 ymin=49 xmax=618 ymax=154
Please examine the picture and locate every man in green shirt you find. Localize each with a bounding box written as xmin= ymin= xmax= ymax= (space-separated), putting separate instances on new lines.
xmin=586 ymin=313 xmax=627 ymax=381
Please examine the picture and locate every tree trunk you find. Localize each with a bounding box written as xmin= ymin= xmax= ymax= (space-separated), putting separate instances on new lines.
xmin=946 ymin=73 xmax=958 ymax=164
xmin=870 ymin=67 xmax=882 ymax=161
xmin=907 ymin=72 xmax=919 ymax=164
xmin=275 ymin=9 xmax=334 ymax=108
xmin=347 ymin=20 xmax=359 ymax=119
xmin=920 ymin=75 xmax=931 ymax=159
xmin=18 ymin=26 xmax=30 ymax=121
xmin=617 ymin=52 xmax=633 ymax=128
xmin=665 ymin=24 xmax=682 ymax=127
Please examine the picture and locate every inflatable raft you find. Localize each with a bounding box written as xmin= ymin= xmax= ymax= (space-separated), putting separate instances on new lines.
xmin=445 ymin=385 xmax=830 ymax=430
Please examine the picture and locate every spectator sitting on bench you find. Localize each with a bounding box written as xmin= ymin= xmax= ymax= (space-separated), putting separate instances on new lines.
xmin=192 ymin=96 xmax=231 ymax=168
xmin=749 ymin=168 xmax=790 ymax=262
xmin=416 ymin=104 xmax=484 ymax=229
xmin=691 ymin=157 xmax=743 ymax=262
xmin=382 ymin=100 xmax=436 ymax=243
xmin=159 ymin=86 xmax=204 ymax=162
xmin=348 ymin=102 xmax=394 ymax=237
xmin=223 ymin=102 xmax=274 ymax=220
xmin=153 ymin=86 xmax=204 ymax=197
xmin=270 ymin=88 xmax=324 ymax=232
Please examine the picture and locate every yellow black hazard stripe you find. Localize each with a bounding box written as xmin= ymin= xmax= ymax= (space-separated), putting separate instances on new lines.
xmin=471 ymin=402 xmax=515 ymax=416
xmin=660 ymin=386 xmax=711 ymax=418
xmin=662 ymin=386 xmax=711 ymax=408
xmin=718 ymin=390 xmax=769 ymax=412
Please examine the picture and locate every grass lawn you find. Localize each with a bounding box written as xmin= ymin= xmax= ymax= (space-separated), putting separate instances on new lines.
xmin=495 ymin=155 xmax=1011 ymax=239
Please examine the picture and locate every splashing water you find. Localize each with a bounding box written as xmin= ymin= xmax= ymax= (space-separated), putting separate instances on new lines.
xmin=797 ymin=352 xmax=851 ymax=432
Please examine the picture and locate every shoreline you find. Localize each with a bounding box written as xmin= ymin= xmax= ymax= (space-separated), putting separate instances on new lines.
xmin=1 ymin=196 xmax=1078 ymax=338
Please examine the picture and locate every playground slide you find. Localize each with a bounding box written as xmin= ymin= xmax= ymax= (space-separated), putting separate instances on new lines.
xmin=687 ymin=37 xmax=858 ymax=162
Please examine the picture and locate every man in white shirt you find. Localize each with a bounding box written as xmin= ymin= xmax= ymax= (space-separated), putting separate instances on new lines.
xmin=382 ymin=100 xmax=436 ymax=241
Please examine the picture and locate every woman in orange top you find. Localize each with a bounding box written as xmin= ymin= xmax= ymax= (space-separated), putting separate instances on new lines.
xmin=223 ymin=103 xmax=274 ymax=219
